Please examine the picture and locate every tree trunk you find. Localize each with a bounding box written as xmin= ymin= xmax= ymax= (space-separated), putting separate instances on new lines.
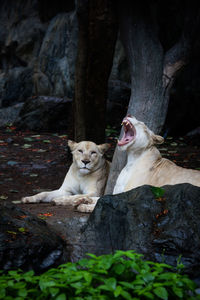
xmin=105 ymin=0 xmax=199 ymax=194
xmin=74 ymin=0 xmax=118 ymax=143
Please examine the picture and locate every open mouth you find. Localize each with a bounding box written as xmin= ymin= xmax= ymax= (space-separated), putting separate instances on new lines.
xmin=118 ymin=117 xmax=136 ymax=146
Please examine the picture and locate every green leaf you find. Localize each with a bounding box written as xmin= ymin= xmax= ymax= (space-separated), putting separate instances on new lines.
xmin=113 ymin=263 xmax=125 ymax=275
xmin=172 ymin=287 xmax=183 ymax=298
xmin=151 ymin=187 xmax=165 ymax=198
xmin=119 ymin=281 xmax=134 ymax=289
xmin=114 ymin=285 xmax=122 ymax=297
xmin=105 ymin=277 xmax=117 ymax=291
xmin=143 ymin=292 xmax=154 ymax=299
xmin=55 ymin=294 xmax=66 ymax=300
xmin=158 ymin=273 xmax=174 ymax=280
xmin=86 ymin=253 xmax=98 ymax=259
xmin=49 ymin=287 xmax=60 ymax=297
xmin=18 ymin=289 xmax=28 ymax=297
xmin=83 ymin=272 xmax=92 ymax=284
xmin=120 ymin=290 xmax=133 ymax=300
xmin=39 ymin=280 xmax=56 ymax=290
xmin=153 ymin=287 xmax=168 ymax=300
xmin=0 ymin=288 xmax=5 ymax=299
xmin=132 ymin=279 xmax=145 ymax=286
xmin=142 ymin=273 xmax=155 ymax=283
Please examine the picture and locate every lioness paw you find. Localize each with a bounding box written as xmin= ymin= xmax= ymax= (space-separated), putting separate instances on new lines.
xmin=21 ymin=196 xmax=37 ymax=203
xmin=76 ymin=203 xmax=95 ymax=213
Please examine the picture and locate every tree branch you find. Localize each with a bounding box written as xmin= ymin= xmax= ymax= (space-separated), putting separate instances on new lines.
xmin=163 ymin=2 xmax=200 ymax=89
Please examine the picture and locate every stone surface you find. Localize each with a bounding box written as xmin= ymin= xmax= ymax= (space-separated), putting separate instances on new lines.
xmin=0 ymin=201 xmax=68 ymax=273
xmin=70 ymin=184 xmax=200 ymax=281
xmin=0 ymin=0 xmax=130 ymax=130
xmin=0 ymin=103 xmax=24 ymax=127
xmin=14 ymin=96 xmax=73 ymax=131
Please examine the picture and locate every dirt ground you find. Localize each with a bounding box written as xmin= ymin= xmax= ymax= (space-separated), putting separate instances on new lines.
xmin=0 ymin=125 xmax=200 ymax=222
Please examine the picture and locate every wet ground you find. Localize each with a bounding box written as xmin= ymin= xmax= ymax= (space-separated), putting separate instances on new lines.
xmin=0 ymin=125 xmax=199 ymax=223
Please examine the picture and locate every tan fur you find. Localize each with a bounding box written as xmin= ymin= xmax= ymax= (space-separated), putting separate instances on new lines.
xmin=21 ymin=140 xmax=110 ymax=212
xmin=114 ymin=115 xmax=200 ymax=194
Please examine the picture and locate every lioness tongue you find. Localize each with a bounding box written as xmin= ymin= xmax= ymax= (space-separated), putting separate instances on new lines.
xmin=118 ymin=131 xmax=134 ymax=146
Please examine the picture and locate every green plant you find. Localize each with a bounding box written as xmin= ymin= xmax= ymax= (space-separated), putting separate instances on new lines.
xmin=105 ymin=125 xmax=118 ymax=137
xmin=151 ymin=187 xmax=165 ymax=198
xmin=0 ymin=250 xmax=199 ymax=299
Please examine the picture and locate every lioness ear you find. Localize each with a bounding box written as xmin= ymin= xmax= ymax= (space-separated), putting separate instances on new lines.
xmin=98 ymin=143 xmax=110 ymax=154
xmin=152 ymin=134 xmax=164 ymax=145
xmin=68 ymin=140 xmax=78 ymax=151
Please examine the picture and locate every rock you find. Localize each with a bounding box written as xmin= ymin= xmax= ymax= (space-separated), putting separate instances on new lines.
xmin=0 ymin=103 xmax=24 ymax=127
xmin=0 ymin=1 xmax=77 ymax=107
xmin=186 ymin=127 xmax=200 ymax=136
xmin=34 ymin=12 xmax=78 ymax=99
xmin=0 ymin=0 xmax=46 ymax=107
xmin=14 ymin=96 xmax=73 ymax=131
xmin=0 ymin=0 xmax=131 ymax=121
xmin=71 ymin=184 xmax=200 ymax=281
xmin=0 ymin=201 xmax=68 ymax=273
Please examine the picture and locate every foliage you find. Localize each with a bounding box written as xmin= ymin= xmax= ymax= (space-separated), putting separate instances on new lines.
xmin=0 ymin=250 xmax=199 ymax=300
xmin=151 ymin=187 xmax=165 ymax=198
xmin=105 ymin=125 xmax=118 ymax=137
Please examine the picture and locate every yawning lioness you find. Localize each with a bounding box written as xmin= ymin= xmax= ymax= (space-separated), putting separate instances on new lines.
xmin=114 ymin=115 xmax=200 ymax=194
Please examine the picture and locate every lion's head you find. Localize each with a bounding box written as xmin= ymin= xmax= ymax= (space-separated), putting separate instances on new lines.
xmin=118 ymin=115 xmax=164 ymax=151
xmin=68 ymin=140 xmax=110 ymax=174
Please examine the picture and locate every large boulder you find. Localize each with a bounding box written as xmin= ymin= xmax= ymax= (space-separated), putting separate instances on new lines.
xmin=71 ymin=184 xmax=200 ymax=281
xmin=0 ymin=201 xmax=68 ymax=273
xmin=0 ymin=0 xmax=77 ymax=108
xmin=14 ymin=96 xmax=72 ymax=131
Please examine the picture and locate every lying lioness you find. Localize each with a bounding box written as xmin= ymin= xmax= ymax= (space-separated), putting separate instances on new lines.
xmin=21 ymin=140 xmax=110 ymax=212
xmin=114 ymin=115 xmax=200 ymax=194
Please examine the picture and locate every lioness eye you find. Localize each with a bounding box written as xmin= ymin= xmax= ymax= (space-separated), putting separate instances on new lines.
xmin=78 ymin=149 xmax=83 ymax=153
xmin=91 ymin=151 xmax=96 ymax=155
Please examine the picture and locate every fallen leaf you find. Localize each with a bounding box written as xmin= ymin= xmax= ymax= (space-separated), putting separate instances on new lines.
xmin=7 ymin=161 xmax=18 ymax=166
xmin=12 ymin=200 xmax=21 ymax=204
xmin=9 ymin=189 xmax=19 ymax=193
xmin=43 ymin=140 xmax=51 ymax=143
xmin=24 ymin=137 xmax=33 ymax=142
xmin=7 ymin=230 xmax=17 ymax=235
xmin=0 ymin=195 xmax=8 ymax=200
xmin=29 ymin=173 xmax=38 ymax=177
xmin=22 ymin=144 xmax=32 ymax=149
xmin=18 ymin=227 xmax=28 ymax=233
xmin=38 ymin=213 xmax=53 ymax=217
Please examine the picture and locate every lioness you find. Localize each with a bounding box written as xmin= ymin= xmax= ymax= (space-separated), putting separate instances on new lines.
xmin=114 ymin=115 xmax=200 ymax=194
xmin=21 ymin=140 xmax=110 ymax=212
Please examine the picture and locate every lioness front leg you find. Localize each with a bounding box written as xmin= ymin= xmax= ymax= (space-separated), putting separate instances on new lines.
xmin=21 ymin=189 xmax=64 ymax=203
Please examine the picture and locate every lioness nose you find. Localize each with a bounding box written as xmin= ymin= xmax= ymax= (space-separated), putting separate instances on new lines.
xmin=82 ymin=160 xmax=90 ymax=165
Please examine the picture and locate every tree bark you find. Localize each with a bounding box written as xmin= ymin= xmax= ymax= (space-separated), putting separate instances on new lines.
xmin=74 ymin=0 xmax=118 ymax=143
xmin=105 ymin=0 xmax=200 ymax=194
